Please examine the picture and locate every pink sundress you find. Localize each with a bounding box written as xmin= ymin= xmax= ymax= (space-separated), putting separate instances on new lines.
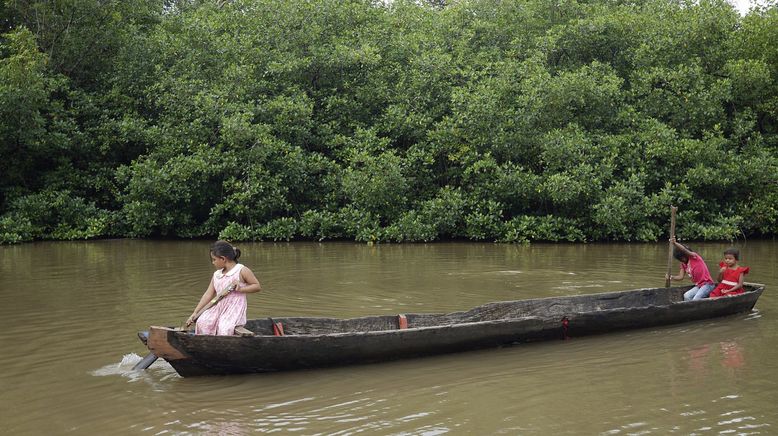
xmin=195 ymin=263 xmax=247 ymax=336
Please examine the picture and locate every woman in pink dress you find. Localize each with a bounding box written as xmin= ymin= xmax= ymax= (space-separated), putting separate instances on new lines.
xmin=186 ymin=241 xmax=262 ymax=335
xmin=709 ymin=248 xmax=750 ymax=298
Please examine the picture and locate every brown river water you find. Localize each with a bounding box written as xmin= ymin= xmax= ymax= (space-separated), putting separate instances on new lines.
xmin=1 ymin=240 xmax=776 ymax=434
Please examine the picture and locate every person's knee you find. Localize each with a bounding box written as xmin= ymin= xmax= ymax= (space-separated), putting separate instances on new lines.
xmin=217 ymin=323 xmax=234 ymax=336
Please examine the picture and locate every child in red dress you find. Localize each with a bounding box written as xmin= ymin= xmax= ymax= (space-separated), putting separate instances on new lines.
xmin=709 ymin=248 xmax=749 ymax=298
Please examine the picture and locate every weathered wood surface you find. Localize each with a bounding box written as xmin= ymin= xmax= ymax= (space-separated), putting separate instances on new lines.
xmin=139 ymin=284 xmax=764 ymax=377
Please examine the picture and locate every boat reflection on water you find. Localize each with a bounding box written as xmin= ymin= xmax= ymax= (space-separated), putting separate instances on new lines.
xmin=686 ymin=339 xmax=747 ymax=375
xmin=687 ymin=343 xmax=713 ymax=374
xmin=719 ymin=341 xmax=745 ymax=369
xmin=673 ymin=332 xmax=768 ymax=434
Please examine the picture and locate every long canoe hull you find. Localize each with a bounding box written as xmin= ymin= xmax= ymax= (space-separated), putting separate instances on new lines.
xmin=140 ymin=284 xmax=764 ymax=377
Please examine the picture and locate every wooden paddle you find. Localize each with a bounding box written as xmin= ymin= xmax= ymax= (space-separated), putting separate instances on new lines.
xmin=665 ymin=205 xmax=677 ymax=287
xmin=132 ymin=284 xmax=236 ymax=371
xmin=183 ymin=284 xmax=237 ymax=330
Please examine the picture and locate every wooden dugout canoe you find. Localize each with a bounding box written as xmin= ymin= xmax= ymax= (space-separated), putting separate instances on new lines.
xmin=137 ymin=283 xmax=764 ymax=377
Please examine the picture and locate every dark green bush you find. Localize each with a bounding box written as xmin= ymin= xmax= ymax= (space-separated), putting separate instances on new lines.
xmin=0 ymin=190 xmax=114 ymax=243
xmin=1 ymin=0 xmax=777 ymax=244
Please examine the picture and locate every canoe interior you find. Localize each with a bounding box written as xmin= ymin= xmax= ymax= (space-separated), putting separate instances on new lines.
xmin=242 ymin=284 xmax=760 ymax=336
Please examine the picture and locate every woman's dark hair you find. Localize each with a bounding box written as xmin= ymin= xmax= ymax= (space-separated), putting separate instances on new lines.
xmin=210 ymin=240 xmax=241 ymax=261
xmin=673 ymin=244 xmax=692 ymax=262
xmin=724 ymin=247 xmax=740 ymax=261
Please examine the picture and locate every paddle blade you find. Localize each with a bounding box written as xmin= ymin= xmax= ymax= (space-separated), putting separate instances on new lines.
xmin=132 ymin=352 xmax=159 ymax=370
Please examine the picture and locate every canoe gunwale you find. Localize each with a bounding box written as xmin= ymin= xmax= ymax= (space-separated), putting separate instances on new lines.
xmin=147 ymin=284 xmax=765 ymax=340
xmin=209 ymin=283 xmax=766 ymax=337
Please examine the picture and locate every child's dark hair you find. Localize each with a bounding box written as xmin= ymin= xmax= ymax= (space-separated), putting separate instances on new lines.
xmin=210 ymin=240 xmax=241 ymax=261
xmin=673 ymin=244 xmax=693 ymax=262
xmin=724 ymin=247 xmax=740 ymax=261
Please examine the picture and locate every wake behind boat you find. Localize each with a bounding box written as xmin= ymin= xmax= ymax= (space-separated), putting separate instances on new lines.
xmin=136 ymin=283 xmax=764 ymax=377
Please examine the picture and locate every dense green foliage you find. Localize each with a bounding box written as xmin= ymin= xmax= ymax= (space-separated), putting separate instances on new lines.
xmin=1 ymin=0 xmax=777 ymax=244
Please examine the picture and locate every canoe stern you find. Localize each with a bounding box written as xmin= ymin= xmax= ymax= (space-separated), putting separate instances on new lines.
xmin=147 ymin=326 xmax=190 ymax=361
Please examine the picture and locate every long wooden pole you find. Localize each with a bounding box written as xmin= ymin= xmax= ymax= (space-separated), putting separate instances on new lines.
xmin=665 ymin=205 xmax=677 ymax=287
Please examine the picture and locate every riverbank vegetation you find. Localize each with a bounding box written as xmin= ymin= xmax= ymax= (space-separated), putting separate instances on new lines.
xmin=1 ymin=0 xmax=777 ymax=244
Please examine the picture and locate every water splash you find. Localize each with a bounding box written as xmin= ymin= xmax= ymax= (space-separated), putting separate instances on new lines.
xmin=91 ymin=353 xmax=174 ymax=380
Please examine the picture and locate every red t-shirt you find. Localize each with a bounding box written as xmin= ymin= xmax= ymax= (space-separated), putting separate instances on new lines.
xmin=682 ymin=253 xmax=714 ymax=287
